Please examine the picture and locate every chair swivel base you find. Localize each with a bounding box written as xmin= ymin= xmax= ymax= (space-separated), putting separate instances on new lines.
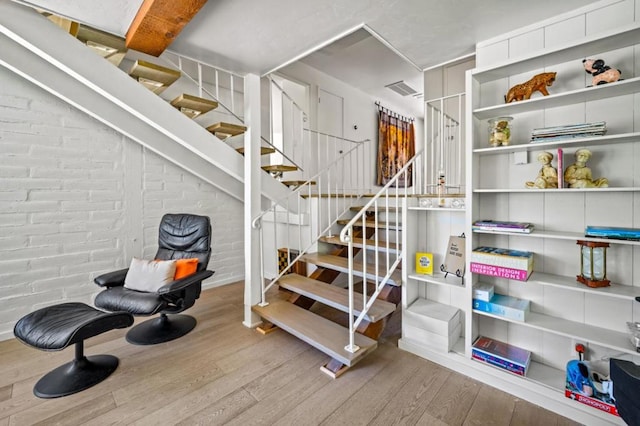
xmin=35 ymin=352 xmax=119 ymax=398
xmin=126 ymin=314 xmax=196 ymax=345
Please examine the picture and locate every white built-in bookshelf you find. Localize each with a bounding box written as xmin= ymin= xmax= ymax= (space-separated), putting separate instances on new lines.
xmin=400 ymin=8 xmax=640 ymax=426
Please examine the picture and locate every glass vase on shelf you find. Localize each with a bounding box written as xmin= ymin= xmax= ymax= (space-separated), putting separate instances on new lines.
xmin=488 ymin=116 xmax=513 ymax=147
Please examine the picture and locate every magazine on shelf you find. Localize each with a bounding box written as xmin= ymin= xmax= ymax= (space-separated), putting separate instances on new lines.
xmin=473 ymin=220 xmax=532 ymax=229
xmin=472 ymin=225 xmax=533 ymax=234
xmin=585 ymin=226 xmax=640 ymax=240
xmin=471 ymin=336 xmax=531 ymax=376
xmin=530 ymin=121 xmax=607 ymax=143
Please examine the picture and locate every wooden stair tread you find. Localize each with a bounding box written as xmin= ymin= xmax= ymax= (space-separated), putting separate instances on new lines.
xmin=236 ymin=146 xmax=276 ymax=155
xmin=337 ymin=218 xmax=401 ymax=230
xmin=262 ymin=165 xmax=298 ymax=173
xmin=252 ymin=300 xmax=377 ymax=366
xmin=282 ymin=180 xmax=316 ymax=187
xmin=278 ymin=274 xmax=396 ymax=322
xmin=319 ymin=235 xmax=399 ymax=253
xmin=300 ymin=253 xmax=402 ymax=286
xmin=206 ymin=122 xmax=247 ymax=137
xmin=129 ymin=60 xmax=180 ymax=93
xmin=170 ymin=94 xmax=218 ymax=118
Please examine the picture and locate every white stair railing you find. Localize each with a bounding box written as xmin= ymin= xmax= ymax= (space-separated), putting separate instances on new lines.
xmin=252 ymin=131 xmax=371 ymax=306
xmin=339 ymin=149 xmax=424 ymax=353
xmin=162 ymin=51 xmax=245 ymax=123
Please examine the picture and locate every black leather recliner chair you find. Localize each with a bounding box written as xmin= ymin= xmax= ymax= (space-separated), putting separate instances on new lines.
xmin=94 ymin=213 xmax=214 ymax=345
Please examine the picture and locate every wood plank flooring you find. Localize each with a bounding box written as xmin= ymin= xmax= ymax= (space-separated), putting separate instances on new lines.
xmin=0 ymin=281 xmax=581 ymax=425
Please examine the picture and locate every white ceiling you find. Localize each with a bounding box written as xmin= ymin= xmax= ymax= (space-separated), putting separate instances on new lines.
xmin=14 ymin=0 xmax=600 ymax=116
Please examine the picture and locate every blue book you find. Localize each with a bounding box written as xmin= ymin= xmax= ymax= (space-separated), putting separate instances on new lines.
xmin=472 ymin=336 xmax=531 ymax=376
xmin=473 ymin=294 xmax=530 ymax=322
xmin=585 ymin=226 xmax=640 ymax=241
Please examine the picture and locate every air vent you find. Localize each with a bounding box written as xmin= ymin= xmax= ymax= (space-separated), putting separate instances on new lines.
xmin=385 ymin=80 xmax=418 ymax=97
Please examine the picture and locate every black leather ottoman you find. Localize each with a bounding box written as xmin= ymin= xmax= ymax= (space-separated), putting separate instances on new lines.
xmin=14 ymin=302 xmax=133 ymax=398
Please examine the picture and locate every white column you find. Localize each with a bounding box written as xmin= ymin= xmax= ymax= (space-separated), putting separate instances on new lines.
xmin=243 ymin=73 xmax=262 ymax=328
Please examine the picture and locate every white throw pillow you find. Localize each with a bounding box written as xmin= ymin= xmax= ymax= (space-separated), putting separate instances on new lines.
xmin=124 ymin=258 xmax=177 ymax=292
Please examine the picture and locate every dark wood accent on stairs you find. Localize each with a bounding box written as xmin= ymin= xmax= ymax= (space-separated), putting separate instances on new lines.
xmin=125 ymin=0 xmax=208 ymax=56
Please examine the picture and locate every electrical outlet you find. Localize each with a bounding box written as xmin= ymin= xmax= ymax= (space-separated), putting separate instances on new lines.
xmin=514 ymin=151 xmax=528 ymax=165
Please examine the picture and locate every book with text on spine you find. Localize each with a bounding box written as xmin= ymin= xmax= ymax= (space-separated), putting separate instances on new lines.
xmin=473 ymin=294 xmax=530 ymax=321
xmin=472 ymin=336 xmax=531 ymax=376
xmin=470 ymin=262 xmax=532 ymax=281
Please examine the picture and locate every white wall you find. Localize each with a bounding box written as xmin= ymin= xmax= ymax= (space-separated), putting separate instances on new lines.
xmin=0 ymin=66 xmax=245 ymax=341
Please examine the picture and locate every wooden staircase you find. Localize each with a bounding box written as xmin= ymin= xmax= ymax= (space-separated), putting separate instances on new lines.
xmin=252 ymin=205 xmax=402 ymax=378
xmin=123 ymin=59 xmax=307 ymax=188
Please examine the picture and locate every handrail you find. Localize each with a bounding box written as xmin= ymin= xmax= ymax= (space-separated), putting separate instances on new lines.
xmin=340 ymin=149 xmax=424 ymax=353
xmin=252 ymin=131 xmax=369 ymax=229
xmin=267 ymin=75 xmax=308 ymax=121
xmin=252 ymin=131 xmax=372 ymax=307
xmin=162 ymin=52 xmax=244 ymax=123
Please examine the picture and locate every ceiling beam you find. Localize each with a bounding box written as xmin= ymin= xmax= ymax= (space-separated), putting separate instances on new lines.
xmin=125 ymin=0 xmax=207 ymax=56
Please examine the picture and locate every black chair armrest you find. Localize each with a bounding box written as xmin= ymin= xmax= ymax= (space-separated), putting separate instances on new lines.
xmin=157 ymin=270 xmax=214 ymax=295
xmin=94 ymin=268 xmax=129 ymax=287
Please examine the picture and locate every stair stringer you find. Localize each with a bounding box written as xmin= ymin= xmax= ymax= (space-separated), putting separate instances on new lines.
xmin=0 ymin=2 xmax=294 ymax=208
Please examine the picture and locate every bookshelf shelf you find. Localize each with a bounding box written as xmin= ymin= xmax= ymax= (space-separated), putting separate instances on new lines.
xmin=472 ymin=23 xmax=640 ymax=84
xmin=473 ymin=310 xmax=638 ymax=356
xmin=408 ymin=272 xmax=465 ymax=287
xmin=473 ymin=187 xmax=640 ymax=193
xmin=407 ymin=206 xmax=466 ymax=212
xmin=473 ymin=76 xmax=640 ymax=120
xmin=472 ymin=229 xmax=640 ymax=247
xmin=473 ymin=132 xmax=640 ymax=156
xmin=525 ymin=272 xmax=640 ymax=301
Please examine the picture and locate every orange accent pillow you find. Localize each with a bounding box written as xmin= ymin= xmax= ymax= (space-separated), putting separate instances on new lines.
xmin=174 ymin=258 xmax=199 ymax=280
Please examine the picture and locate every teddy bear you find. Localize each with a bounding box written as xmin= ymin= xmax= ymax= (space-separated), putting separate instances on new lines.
xmin=582 ymin=58 xmax=622 ymax=86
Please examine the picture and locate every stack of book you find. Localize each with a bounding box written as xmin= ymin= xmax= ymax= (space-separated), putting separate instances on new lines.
xmin=473 ymin=293 xmax=531 ymax=322
xmin=472 ymin=220 xmax=534 ymax=234
xmin=470 ymin=246 xmax=534 ymax=281
xmin=472 ymin=336 xmax=531 ymax=376
xmin=585 ymin=226 xmax=640 ymax=241
xmin=530 ymin=121 xmax=607 ymax=143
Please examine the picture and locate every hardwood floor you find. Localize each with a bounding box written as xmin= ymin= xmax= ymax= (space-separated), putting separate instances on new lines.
xmin=0 ymin=282 xmax=581 ymax=425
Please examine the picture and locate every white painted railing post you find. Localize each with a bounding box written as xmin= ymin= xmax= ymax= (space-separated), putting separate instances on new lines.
xmin=243 ymin=73 xmax=262 ymax=328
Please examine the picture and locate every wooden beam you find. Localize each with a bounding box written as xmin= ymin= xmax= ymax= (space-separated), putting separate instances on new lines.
xmin=126 ymin=0 xmax=208 ymax=56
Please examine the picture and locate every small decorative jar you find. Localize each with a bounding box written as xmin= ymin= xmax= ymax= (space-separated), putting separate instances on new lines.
xmin=488 ymin=116 xmax=513 ymax=147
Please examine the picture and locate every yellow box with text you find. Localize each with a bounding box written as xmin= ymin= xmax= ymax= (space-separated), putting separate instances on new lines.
xmin=416 ymin=252 xmax=434 ymax=275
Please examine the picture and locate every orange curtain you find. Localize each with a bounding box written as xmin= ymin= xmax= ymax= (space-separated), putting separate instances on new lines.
xmin=376 ymin=110 xmax=415 ymax=187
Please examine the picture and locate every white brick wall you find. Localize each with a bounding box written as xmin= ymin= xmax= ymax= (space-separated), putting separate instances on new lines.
xmin=0 ymin=66 xmax=245 ymax=341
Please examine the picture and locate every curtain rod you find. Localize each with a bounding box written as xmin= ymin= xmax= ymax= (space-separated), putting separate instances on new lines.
xmin=375 ymin=101 xmax=414 ymax=123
